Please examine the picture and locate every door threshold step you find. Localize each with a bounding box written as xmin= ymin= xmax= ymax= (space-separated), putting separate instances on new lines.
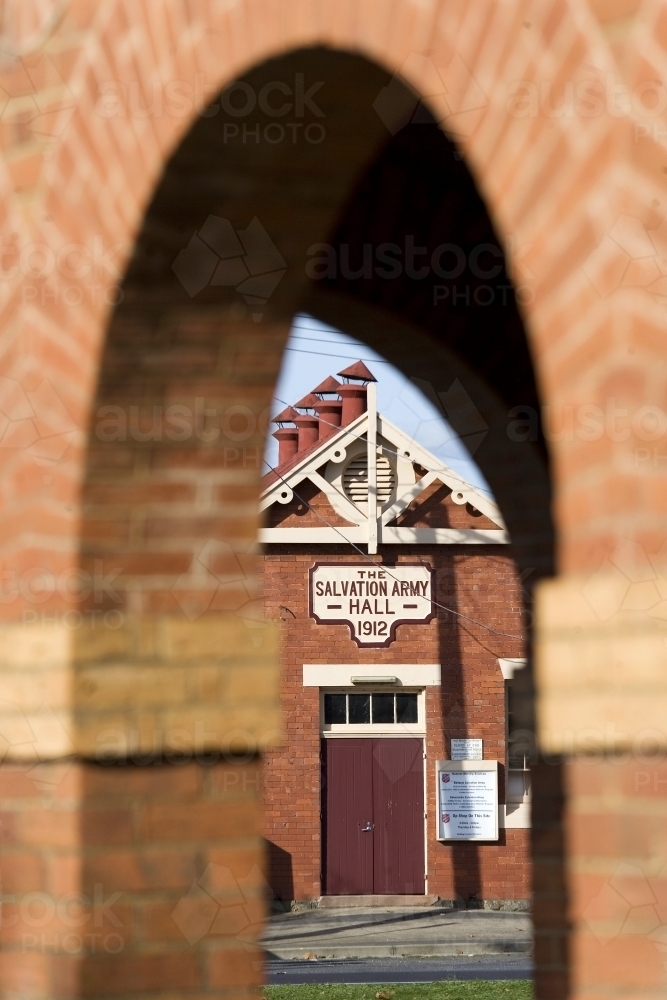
xmin=319 ymin=895 xmax=439 ymax=907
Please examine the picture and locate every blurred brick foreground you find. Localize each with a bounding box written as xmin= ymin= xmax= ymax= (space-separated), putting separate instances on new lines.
xmin=1 ymin=1 xmax=667 ymax=999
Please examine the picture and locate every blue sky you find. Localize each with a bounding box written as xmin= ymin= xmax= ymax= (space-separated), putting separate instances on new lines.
xmin=265 ymin=315 xmax=492 ymax=496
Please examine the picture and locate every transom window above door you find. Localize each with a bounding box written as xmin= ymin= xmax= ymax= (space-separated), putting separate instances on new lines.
xmin=322 ymin=690 xmax=424 ymax=734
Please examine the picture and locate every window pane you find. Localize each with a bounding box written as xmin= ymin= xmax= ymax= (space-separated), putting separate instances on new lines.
xmin=348 ymin=693 xmax=370 ymax=724
xmin=372 ymin=693 xmax=395 ymax=724
xmin=508 ymin=770 xmax=531 ymax=801
xmin=396 ymin=693 xmax=418 ymax=723
xmin=324 ymin=693 xmax=346 ymax=725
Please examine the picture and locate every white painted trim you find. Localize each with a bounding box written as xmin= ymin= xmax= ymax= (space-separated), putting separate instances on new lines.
xmin=324 ymin=434 xmax=411 ymax=528
xmin=261 ymin=406 xmax=509 ymax=542
xmin=498 ymin=657 xmax=527 ymax=680
xmin=260 ymin=526 xmax=508 ymax=545
xmin=261 ymin=526 xmax=365 ymax=544
xmin=380 ymin=470 xmax=439 ymax=525
xmin=380 ymin=526 xmax=508 ymax=544
xmin=501 ymin=802 xmax=531 ymax=829
xmin=322 ymin=730 xmax=425 ymax=738
xmin=321 ymin=688 xmax=426 ymax=736
xmin=303 ymin=663 xmax=441 ymax=686
xmin=307 ymin=468 xmax=362 ymax=524
xmin=260 ymin=411 xmax=369 ymax=510
xmin=437 ymin=758 xmax=498 ymax=771
xmin=367 ymin=381 xmax=378 ymax=554
xmin=377 ymin=416 xmax=505 ymax=529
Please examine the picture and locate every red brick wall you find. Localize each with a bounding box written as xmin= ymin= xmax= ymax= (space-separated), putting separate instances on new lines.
xmin=393 ymin=483 xmax=499 ymax=530
xmin=0 ymin=760 xmax=266 ymax=1000
xmin=266 ymin=481 xmax=354 ymax=528
xmin=2 ymin=3 xmax=666 ymax=997
xmin=262 ymin=544 xmax=529 ymax=902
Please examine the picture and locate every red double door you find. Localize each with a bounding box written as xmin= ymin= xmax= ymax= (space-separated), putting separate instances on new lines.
xmin=323 ymin=738 xmax=425 ymax=895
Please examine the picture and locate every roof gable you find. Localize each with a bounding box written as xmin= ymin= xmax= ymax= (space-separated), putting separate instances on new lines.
xmin=261 ymin=398 xmax=507 ymax=547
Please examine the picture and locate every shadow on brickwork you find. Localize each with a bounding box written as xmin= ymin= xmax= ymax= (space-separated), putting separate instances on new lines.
xmin=434 ymin=554 xmax=482 ymax=904
xmin=264 ymin=838 xmax=294 ymax=905
xmin=532 ymin=756 xmax=570 ymax=998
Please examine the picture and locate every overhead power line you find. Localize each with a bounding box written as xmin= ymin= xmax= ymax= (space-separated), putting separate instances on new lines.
xmin=274 ymin=395 xmax=495 ymax=499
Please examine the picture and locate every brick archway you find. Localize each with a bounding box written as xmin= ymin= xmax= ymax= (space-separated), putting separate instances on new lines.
xmin=2 ymin=4 xmax=667 ymax=1000
xmin=7 ymin=0 xmax=665 ymax=576
xmin=70 ymin=49 xmax=553 ymax=992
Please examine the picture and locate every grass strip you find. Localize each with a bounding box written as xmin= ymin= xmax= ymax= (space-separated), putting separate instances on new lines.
xmin=265 ymin=981 xmax=533 ymax=1000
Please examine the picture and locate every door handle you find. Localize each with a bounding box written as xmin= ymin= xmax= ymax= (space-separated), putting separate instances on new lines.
xmin=361 ymin=822 xmax=374 ymax=832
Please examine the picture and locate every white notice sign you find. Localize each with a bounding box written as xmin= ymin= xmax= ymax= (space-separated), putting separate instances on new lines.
xmin=437 ymin=761 xmax=498 ymax=841
xmin=309 ymin=562 xmax=434 ymax=647
xmin=451 ymin=739 xmax=483 ymax=760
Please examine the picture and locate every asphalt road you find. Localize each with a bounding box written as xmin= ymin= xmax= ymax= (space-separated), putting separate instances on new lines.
xmin=266 ymin=955 xmax=533 ymax=984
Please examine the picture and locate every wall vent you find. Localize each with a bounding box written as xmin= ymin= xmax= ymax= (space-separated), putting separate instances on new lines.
xmin=343 ymin=454 xmax=396 ymax=504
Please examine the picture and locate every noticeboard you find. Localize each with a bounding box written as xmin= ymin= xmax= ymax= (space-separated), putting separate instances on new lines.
xmin=436 ymin=759 xmax=498 ymax=841
xmin=451 ymin=738 xmax=483 ymax=760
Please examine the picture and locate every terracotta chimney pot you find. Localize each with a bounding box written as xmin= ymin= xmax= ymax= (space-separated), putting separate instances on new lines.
xmin=314 ymin=399 xmax=343 ymax=439
xmin=294 ymin=414 xmax=320 ymax=452
xmin=338 ymin=384 xmax=367 ymax=426
xmin=273 ymin=426 xmax=299 ymax=466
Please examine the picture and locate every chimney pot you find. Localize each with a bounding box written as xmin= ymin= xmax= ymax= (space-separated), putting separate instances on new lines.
xmin=294 ymin=414 xmax=320 ymax=452
xmin=338 ymin=383 xmax=367 ymax=426
xmin=314 ymin=399 xmax=343 ymax=440
xmin=273 ymin=427 xmax=299 ymax=466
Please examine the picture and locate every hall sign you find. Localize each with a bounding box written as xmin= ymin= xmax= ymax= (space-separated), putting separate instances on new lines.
xmin=309 ymin=562 xmax=434 ymax=647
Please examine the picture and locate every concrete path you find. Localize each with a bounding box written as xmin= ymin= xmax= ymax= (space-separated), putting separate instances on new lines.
xmin=266 ymin=955 xmax=533 ymax=984
xmin=262 ymin=906 xmax=532 ymax=960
